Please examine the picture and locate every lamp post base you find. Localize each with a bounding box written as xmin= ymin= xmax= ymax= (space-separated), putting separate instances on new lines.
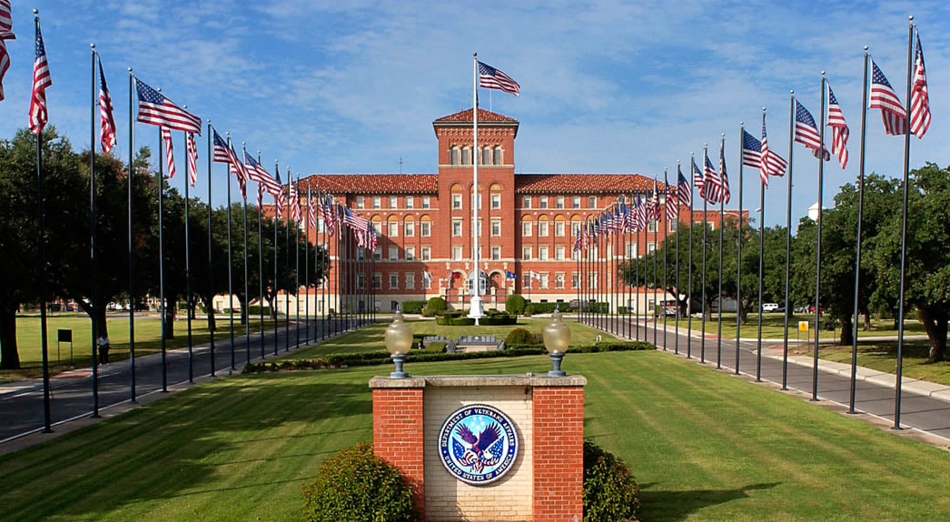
xmin=548 ymin=353 xmax=566 ymax=377
xmin=390 ymin=354 xmax=409 ymax=378
xmin=468 ymin=295 xmax=485 ymax=326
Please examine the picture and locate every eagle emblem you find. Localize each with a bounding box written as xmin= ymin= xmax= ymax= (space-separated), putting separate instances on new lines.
xmin=438 ymin=404 xmax=519 ymax=485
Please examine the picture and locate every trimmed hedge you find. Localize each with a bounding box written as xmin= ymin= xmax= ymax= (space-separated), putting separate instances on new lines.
xmin=437 ymin=316 xmax=476 ymax=326
xmin=505 ymin=328 xmax=540 ymax=345
xmin=505 ymin=294 xmax=527 ymax=315
xmin=525 ymin=302 xmax=574 ymax=314
xmin=401 ymin=300 xmax=426 ymax=314
xmin=426 ymin=297 xmax=447 ymax=313
xmin=303 ymin=442 xmax=417 ymax=522
xmin=242 ymin=341 xmax=653 ymax=374
xmin=579 ymin=302 xmax=610 ymax=313
xmin=583 ymin=440 xmax=640 ymax=522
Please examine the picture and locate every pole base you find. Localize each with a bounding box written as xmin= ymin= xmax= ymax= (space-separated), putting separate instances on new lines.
xmin=468 ymin=295 xmax=485 ymax=325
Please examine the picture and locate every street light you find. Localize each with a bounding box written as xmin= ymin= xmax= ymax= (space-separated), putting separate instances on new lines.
xmin=542 ymin=307 xmax=571 ymax=376
xmin=385 ymin=309 xmax=413 ymax=378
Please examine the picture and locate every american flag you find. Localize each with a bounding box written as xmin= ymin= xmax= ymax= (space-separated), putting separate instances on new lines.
xmin=794 ymin=100 xmax=830 ymax=160
xmin=709 ymin=140 xmax=731 ymax=204
xmin=244 ymin=149 xmax=282 ymax=198
xmin=273 ymin=170 xmax=284 ymax=219
xmin=634 ymin=196 xmax=648 ymax=231
xmin=478 ymin=61 xmax=520 ymax=96
xmin=869 ymin=59 xmax=907 ymax=136
xmin=703 ymin=151 xmax=719 ymax=202
xmin=367 ymin=224 xmax=378 ymax=252
xmin=29 ymin=19 xmax=52 ymax=135
xmin=135 ymin=78 xmax=201 ymax=134
xmin=289 ymin=180 xmax=301 ymax=223
xmin=691 ymin=157 xmax=704 ymax=199
xmin=0 ymin=0 xmax=12 ymax=102
xmin=307 ymin=191 xmax=317 ymax=230
xmin=677 ymin=165 xmax=692 ymax=207
xmin=665 ymin=183 xmax=678 ymax=222
xmin=321 ymin=194 xmax=335 ymax=236
xmin=650 ymin=179 xmax=662 ymax=220
xmin=257 ymin=182 xmax=264 ymax=208
xmin=826 ymin=84 xmax=849 ymax=169
xmin=910 ymin=32 xmax=930 ymax=139
xmin=97 ymin=55 xmax=117 ymax=154
xmin=760 ymin=114 xmax=786 ymax=181
xmin=343 ymin=207 xmax=368 ymax=246
xmin=212 ymin=128 xmax=230 ymax=164
xmin=161 ymin=127 xmax=176 ymax=179
xmin=227 ymin=141 xmax=247 ymax=200
xmin=186 ymin=132 xmax=198 ymax=186
xmin=742 ymin=130 xmax=762 ymax=170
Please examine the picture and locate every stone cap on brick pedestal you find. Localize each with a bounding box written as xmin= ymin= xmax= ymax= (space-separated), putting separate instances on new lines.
xmin=369 ymin=374 xmax=587 ymax=389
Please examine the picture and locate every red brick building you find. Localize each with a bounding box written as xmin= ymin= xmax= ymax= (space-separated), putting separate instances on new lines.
xmin=270 ymin=108 xmax=744 ymax=314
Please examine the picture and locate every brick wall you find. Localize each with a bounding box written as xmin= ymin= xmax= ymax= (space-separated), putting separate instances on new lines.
xmin=533 ymin=386 xmax=584 ymax=521
xmin=373 ymin=388 xmax=426 ymax=517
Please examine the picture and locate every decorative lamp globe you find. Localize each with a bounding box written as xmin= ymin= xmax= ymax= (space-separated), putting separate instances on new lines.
xmin=542 ymin=307 xmax=571 ymax=376
xmin=385 ymin=310 xmax=413 ymax=378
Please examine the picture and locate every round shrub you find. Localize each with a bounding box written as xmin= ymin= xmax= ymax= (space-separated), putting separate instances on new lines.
xmin=401 ymin=300 xmax=426 ymax=314
xmin=583 ymin=440 xmax=640 ymax=522
xmin=426 ymin=297 xmax=447 ymax=314
xmin=303 ymin=442 xmax=417 ymax=522
xmin=505 ymin=294 xmax=526 ymax=315
xmin=505 ymin=327 xmax=539 ymax=346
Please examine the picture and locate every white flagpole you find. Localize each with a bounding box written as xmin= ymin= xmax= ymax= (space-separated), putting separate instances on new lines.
xmin=469 ymin=53 xmax=484 ymax=324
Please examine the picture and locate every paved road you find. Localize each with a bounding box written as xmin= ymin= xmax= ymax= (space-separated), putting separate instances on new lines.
xmin=0 ymin=317 xmax=372 ymax=443
xmin=586 ymin=314 xmax=950 ymax=441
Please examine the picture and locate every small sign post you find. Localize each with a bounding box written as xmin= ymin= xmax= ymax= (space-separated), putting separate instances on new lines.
xmin=797 ymin=321 xmax=808 ymax=347
xmin=57 ymin=329 xmax=73 ymax=365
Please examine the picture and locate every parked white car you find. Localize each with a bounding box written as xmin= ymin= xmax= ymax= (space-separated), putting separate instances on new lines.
xmin=762 ymin=303 xmax=779 ymax=312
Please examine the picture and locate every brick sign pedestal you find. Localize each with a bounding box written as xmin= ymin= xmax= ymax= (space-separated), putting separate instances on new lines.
xmin=371 ymin=374 xmax=586 ymax=522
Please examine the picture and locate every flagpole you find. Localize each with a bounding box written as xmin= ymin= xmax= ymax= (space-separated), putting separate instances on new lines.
xmin=285 ymin=167 xmax=290 ymax=351
xmin=295 ymin=176 xmax=301 ymax=347
xmin=183 ymin=125 xmax=192 ymax=383
xmin=273 ymin=160 xmax=280 ymax=355
xmin=157 ymin=122 xmax=168 ymax=390
xmin=783 ymin=92 xmax=795 ymax=390
xmin=701 ymin=145 xmax=708 ymax=364
xmin=673 ymin=168 xmax=680 ymax=354
xmin=736 ymin=124 xmax=744 ymax=375
xmin=812 ymin=73 xmax=827 ymax=402
xmin=207 ymin=121 xmax=214 ymax=376
xmin=849 ymin=47 xmax=870 ymax=414
xmin=89 ymin=44 xmax=100 ymax=417
xmin=662 ymin=172 xmax=669 ymax=350
xmin=688 ymin=154 xmax=694 ymax=359
xmin=893 ymin=18 xmax=916 ymax=429
xmin=717 ymin=135 xmax=725 ymax=369
xmin=128 ymin=69 xmax=137 ymax=400
xmin=757 ymin=109 xmax=767 ymax=382
xmin=257 ymin=153 xmax=265 ymax=359
xmin=242 ymin=143 xmax=250 ymax=364
xmin=226 ymin=133 xmax=235 ymax=372
xmin=305 ymin=184 xmax=311 ymax=343
xmin=637 ymin=198 xmax=643 ymax=340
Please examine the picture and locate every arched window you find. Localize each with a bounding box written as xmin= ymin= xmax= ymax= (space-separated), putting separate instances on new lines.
xmin=462 ymin=147 xmax=471 ymax=165
xmin=482 ymin=147 xmax=491 ymax=165
xmin=450 ymin=146 xmax=460 ymax=165
xmin=493 ymin=146 xmax=503 ymax=165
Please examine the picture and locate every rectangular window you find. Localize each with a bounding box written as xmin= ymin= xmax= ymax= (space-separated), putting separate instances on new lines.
xmin=471 ymin=194 xmax=482 ymax=209
xmin=357 ymin=247 xmax=366 ymax=261
xmin=540 ymin=273 xmax=549 ymax=289
xmin=522 ymin=246 xmax=532 ymax=260
xmin=571 ymin=221 xmax=581 ymax=236
xmin=421 ymin=246 xmax=431 ymax=261
xmin=406 ymin=196 xmax=414 ymax=209
xmin=453 ymin=219 xmax=463 ymax=237
xmin=589 ymin=273 xmax=598 ymax=289
xmin=555 ymin=221 xmax=565 ymax=237
xmin=406 ymin=246 xmax=415 ymax=261
xmin=491 ymin=246 xmax=501 ymax=260
xmin=373 ymin=196 xmax=381 ymax=209
xmin=475 ymin=219 xmax=482 ymax=237
xmin=452 ymin=246 xmax=463 ymax=260
xmin=555 ymin=273 xmax=565 ymax=289
xmin=405 ymin=273 xmax=415 ymax=289
xmin=356 ymin=196 xmax=365 ymax=209
xmin=491 ymin=219 xmax=501 ymax=237
xmin=389 ymin=196 xmax=398 ymax=209
xmin=523 ymin=196 xmax=531 ymax=209
xmin=357 ymin=273 xmax=365 ymax=289
xmin=540 ymin=196 xmax=548 ymax=209
xmin=572 ymin=248 xmax=580 ymax=261
xmin=669 ymin=218 xmax=678 ymax=232
xmin=648 ymin=218 xmax=657 ymax=232
xmin=573 ymin=196 xmax=581 ymax=209
xmin=647 ymin=242 xmax=656 ymax=253
xmin=556 ymin=196 xmax=564 ymax=209
xmin=373 ymin=221 xmax=382 ymax=234
xmin=588 ymin=196 xmax=597 ymax=209
xmin=556 ymin=246 xmax=565 ymax=260
xmin=522 ymin=221 xmax=532 ymax=237
xmin=524 ymin=274 xmax=532 ymax=290
xmin=388 ymin=221 xmax=399 ymax=237
xmin=318 ymin=217 xmax=325 ymax=233
xmin=539 ymin=246 xmax=549 ymax=260
xmin=539 ymin=221 xmax=549 ymax=237
xmin=491 ymin=193 xmax=501 ymax=209
xmin=453 ymin=193 xmax=462 ymax=209
xmin=572 ymin=272 xmax=580 ymax=288
xmin=422 ymin=196 xmax=430 ymax=209
xmin=373 ymin=247 xmax=382 ymax=260
xmin=389 ymin=273 xmax=399 ymax=289
xmin=405 ymin=221 xmax=415 ymax=237
xmin=373 ymin=273 xmax=382 ymax=289
xmin=389 ymin=246 xmax=399 ymax=260
xmin=627 ymin=242 xmax=638 ymax=258
xmin=421 ymin=221 xmax=431 ymax=237
xmin=423 ymin=273 xmax=432 ymax=289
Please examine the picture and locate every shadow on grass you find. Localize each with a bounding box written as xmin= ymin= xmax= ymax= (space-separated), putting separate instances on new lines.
xmin=639 ymin=482 xmax=781 ymax=522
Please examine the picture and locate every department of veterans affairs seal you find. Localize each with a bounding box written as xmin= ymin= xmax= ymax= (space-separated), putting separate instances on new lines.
xmin=438 ymin=404 xmax=519 ymax=485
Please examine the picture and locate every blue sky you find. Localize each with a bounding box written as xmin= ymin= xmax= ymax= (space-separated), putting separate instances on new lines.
xmin=0 ymin=0 xmax=947 ymax=227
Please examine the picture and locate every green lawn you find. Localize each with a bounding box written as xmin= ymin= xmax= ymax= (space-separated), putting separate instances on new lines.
xmin=2 ymin=350 xmax=949 ymax=521
xmin=5 ymin=314 xmax=288 ymax=381
xmin=288 ymin=318 xmax=619 ymax=358
xmin=665 ymin=313 xmax=925 ymax=341
xmin=813 ymin=340 xmax=950 ymax=387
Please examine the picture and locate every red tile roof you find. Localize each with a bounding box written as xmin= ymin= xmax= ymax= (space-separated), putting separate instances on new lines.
xmin=434 ymin=108 xmax=518 ymax=123
xmin=300 ymin=174 xmax=439 ymax=194
xmin=514 ymin=174 xmax=666 ymax=193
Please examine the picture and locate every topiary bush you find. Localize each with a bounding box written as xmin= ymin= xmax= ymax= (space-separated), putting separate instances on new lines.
xmin=505 ymin=327 xmax=540 ymax=345
xmin=401 ymin=301 xmax=426 ymax=314
xmin=426 ymin=297 xmax=447 ymax=314
xmin=505 ymin=294 xmax=526 ymax=315
xmin=583 ymin=440 xmax=640 ymax=522
xmin=302 ymin=442 xmax=417 ymax=522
